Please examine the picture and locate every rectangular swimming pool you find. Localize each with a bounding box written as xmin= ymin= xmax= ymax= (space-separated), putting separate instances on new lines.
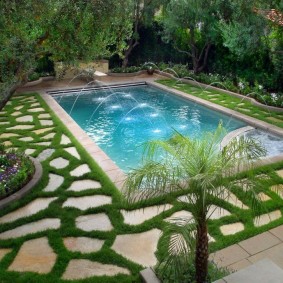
xmin=53 ymin=83 xmax=247 ymax=171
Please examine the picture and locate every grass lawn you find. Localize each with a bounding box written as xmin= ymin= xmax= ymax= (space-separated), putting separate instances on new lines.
xmin=0 ymin=90 xmax=282 ymax=282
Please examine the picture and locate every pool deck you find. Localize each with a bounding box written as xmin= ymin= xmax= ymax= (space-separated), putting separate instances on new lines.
xmin=17 ymin=73 xmax=283 ymax=189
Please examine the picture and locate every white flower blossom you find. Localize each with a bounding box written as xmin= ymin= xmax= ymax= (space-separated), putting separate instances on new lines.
xmin=238 ymin=82 xmax=245 ymax=90
xmin=270 ymin=93 xmax=278 ymax=102
xmin=258 ymin=85 xmax=263 ymax=90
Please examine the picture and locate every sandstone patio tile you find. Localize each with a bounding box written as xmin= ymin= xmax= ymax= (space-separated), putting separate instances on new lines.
xmin=38 ymin=113 xmax=51 ymax=119
xmin=64 ymin=147 xmax=80 ymax=159
xmin=239 ymin=232 xmax=281 ymax=255
xmin=60 ymin=134 xmax=71 ymax=145
xmin=76 ymin=213 xmax=113 ymax=232
xmin=14 ymin=105 xmax=23 ymax=110
xmin=220 ymin=187 xmax=249 ymax=209
xmin=276 ymin=169 xmax=283 ymax=178
xmin=37 ymin=149 xmax=55 ymax=162
xmin=28 ymin=107 xmax=45 ymax=113
xmin=19 ymin=137 xmax=33 ymax=142
xmin=50 ymin=157 xmax=69 ymax=169
xmin=248 ymin=243 xmax=283 ymax=269
xmin=25 ymin=148 xmax=36 ymax=155
xmin=63 ymin=195 xmax=111 ymax=210
xmin=0 ymin=249 xmax=12 ymax=261
xmin=33 ymin=127 xmax=54 ymax=135
xmin=43 ymin=173 xmax=64 ymax=192
xmin=0 ymin=133 xmax=19 ymax=139
xmin=164 ymin=210 xmax=194 ymax=223
xmin=208 ymin=205 xmax=231 ymax=220
xmin=63 ymin=237 xmax=104 ymax=253
xmin=270 ymin=184 xmax=283 ymax=198
xmin=39 ymin=120 xmax=53 ymax=126
xmin=254 ymin=210 xmax=281 ymax=227
xmin=34 ymin=142 xmax=52 ymax=146
xmin=258 ymin=192 xmax=271 ymax=201
xmin=70 ymin=164 xmax=91 ymax=177
xmin=220 ymin=222 xmax=245 ymax=235
xmin=11 ymin=111 xmax=21 ymax=116
xmin=30 ymin=102 xmax=40 ymax=107
xmin=8 ymin=125 xmax=34 ymax=130
xmin=16 ymin=115 xmax=33 ymax=122
xmin=3 ymin=141 xmax=12 ymax=146
xmin=42 ymin=132 xmax=56 ymax=139
xmin=0 ymin=122 xmax=9 ymax=125
xmin=0 ymin=197 xmax=57 ymax=224
xmin=66 ymin=179 xmax=101 ymax=191
xmin=121 ymin=204 xmax=173 ymax=225
xmin=269 ymin=225 xmax=283 ymax=241
xmin=62 ymin=259 xmax=130 ymax=280
xmin=112 ymin=229 xmax=161 ymax=267
xmin=8 ymin=237 xmax=57 ymax=274
xmin=0 ymin=218 xmax=60 ymax=240
xmin=209 ymin=244 xmax=250 ymax=267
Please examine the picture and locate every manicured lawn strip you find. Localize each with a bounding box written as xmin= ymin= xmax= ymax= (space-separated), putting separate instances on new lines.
xmin=156 ymin=79 xmax=283 ymax=128
xmin=0 ymin=92 xmax=283 ymax=282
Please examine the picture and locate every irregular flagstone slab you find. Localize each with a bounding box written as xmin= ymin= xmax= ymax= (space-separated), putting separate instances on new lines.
xmin=63 ymin=195 xmax=112 ymax=210
xmin=60 ymin=134 xmax=71 ymax=145
xmin=50 ymin=157 xmax=69 ymax=169
xmin=62 ymin=259 xmax=130 ymax=280
xmin=3 ymin=141 xmax=12 ymax=147
xmin=76 ymin=213 xmax=113 ymax=232
xmin=37 ymin=149 xmax=55 ymax=162
xmin=16 ymin=115 xmax=33 ymax=122
xmin=220 ymin=187 xmax=249 ymax=209
xmin=34 ymin=141 xmax=52 ymax=146
xmin=0 ymin=249 xmax=12 ymax=261
xmin=25 ymin=149 xmax=36 ymax=155
xmin=254 ymin=210 xmax=282 ymax=227
xmin=70 ymin=164 xmax=91 ymax=177
xmin=42 ymin=132 xmax=56 ymax=139
xmin=63 ymin=237 xmax=104 ymax=253
xmin=208 ymin=205 xmax=231 ymax=220
xmin=67 ymin=179 xmax=101 ymax=191
xmin=38 ymin=113 xmax=51 ymax=119
xmin=64 ymin=147 xmax=80 ymax=160
xmin=112 ymin=229 xmax=161 ymax=267
xmin=164 ymin=210 xmax=194 ymax=223
xmin=33 ymin=127 xmax=54 ymax=135
xmin=8 ymin=125 xmax=34 ymax=130
xmin=0 ymin=218 xmax=60 ymax=239
xmin=11 ymin=111 xmax=22 ymax=116
xmin=43 ymin=174 xmax=64 ymax=192
xmin=31 ymin=102 xmax=40 ymax=107
xmin=8 ymin=237 xmax=57 ymax=274
xmin=270 ymin=184 xmax=283 ymax=198
xmin=121 ymin=204 xmax=173 ymax=225
xmin=0 ymin=122 xmax=9 ymax=125
xmin=258 ymin=192 xmax=271 ymax=201
xmin=0 ymin=133 xmax=19 ymax=139
xmin=220 ymin=222 xmax=245 ymax=235
xmin=28 ymin=107 xmax=45 ymax=113
xmin=14 ymin=105 xmax=23 ymax=110
xmin=276 ymin=169 xmax=283 ymax=178
xmin=19 ymin=137 xmax=33 ymax=142
xmin=39 ymin=120 xmax=53 ymax=126
xmin=0 ymin=198 xmax=57 ymax=224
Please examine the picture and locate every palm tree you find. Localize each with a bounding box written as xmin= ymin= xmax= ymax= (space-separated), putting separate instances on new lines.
xmin=123 ymin=125 xmax=266 ymax=283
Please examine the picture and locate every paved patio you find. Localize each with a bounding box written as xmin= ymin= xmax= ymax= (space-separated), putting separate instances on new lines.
xmin=0 ymin=74 xmax=282 ymax=281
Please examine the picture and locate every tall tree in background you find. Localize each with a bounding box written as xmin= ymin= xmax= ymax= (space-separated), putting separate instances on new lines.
xmin=0 ymin=0 xmax=132 ymax=109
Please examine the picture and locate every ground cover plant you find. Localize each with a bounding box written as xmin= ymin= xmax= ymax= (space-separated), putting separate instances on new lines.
xmin=0 ymin=91 xmax=282 ymax=282
xmin=157 ymin=79 xmax=283 ymax=128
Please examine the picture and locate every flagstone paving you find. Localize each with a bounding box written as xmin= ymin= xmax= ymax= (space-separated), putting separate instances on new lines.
xmin=8 ymin=237 xmax=57 ymax=273
xmin=63 ymin=237 xmax=104 ymax=253
xmin=112 ymin=229 xmax=161 ymax=267
xmin=0 ymin=92 xmax=283 ymax=282
xmin=62 ymin=259 xmax=130 ymax=280
xmin=0 ymin=218 xmax=61 ymax=239
xmin=63 ymin=195 xmax=112 ymax=210
xmin=0 ymin=198 xmax=57 ymax=224
xmin=76 ymin=213 xmax=113 ymax=232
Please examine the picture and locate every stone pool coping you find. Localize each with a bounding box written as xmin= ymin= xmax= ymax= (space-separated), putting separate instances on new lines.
xmin=0 ymin=157 xmax=43 ymax=209
xmin=38 ymin=77 xmax=283 ymax=190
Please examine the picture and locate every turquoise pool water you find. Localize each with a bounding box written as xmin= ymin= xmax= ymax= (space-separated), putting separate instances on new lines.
xmin=54 ymin=84 xmax=246 ymax=171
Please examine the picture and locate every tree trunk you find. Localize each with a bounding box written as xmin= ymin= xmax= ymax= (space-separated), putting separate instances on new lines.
xmin=0 ymin=82 xmax=21 ymax=110
xmin=195 ymin=221 xmax=209 ymax=283
xmin=122 ymin=39 xmax=139 ymax=68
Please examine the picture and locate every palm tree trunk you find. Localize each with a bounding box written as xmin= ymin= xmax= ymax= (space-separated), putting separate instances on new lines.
xmin=195 ymin=221 xmax=209 ymax=283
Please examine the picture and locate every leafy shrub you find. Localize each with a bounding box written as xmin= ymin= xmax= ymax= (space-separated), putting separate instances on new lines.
xmin=110 ymin=66 xmax=143 ymax=73
xmin=28 ymin=72 xmax=40 ymax=82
